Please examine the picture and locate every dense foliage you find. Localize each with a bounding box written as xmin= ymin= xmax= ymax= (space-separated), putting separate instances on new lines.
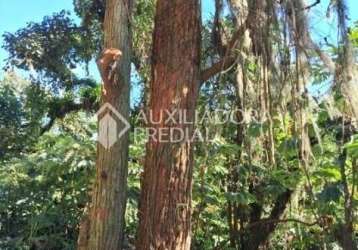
xmin=0 ymin=0 xmax=357 ymax=249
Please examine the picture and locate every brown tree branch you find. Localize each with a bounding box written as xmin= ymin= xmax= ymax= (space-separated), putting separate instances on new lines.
xmin=242 ymin=189 xmax=292 ymax=249
xmin=306 ymin=37 xmax=336 ymax=74
xmin=200 ymin=21 xmax=248 ymax=84
xmin=246 ymin=217 xmax=320 ymax=229
xmin=40 ymin=99 xmax=98 ymax=135
xmin=286 ymin=0 xmax=335 ymax=74
xmin=303 ymin=0 xmax=321 ymax=10
xmin=200 ymin=56 xmax=236 ymax=83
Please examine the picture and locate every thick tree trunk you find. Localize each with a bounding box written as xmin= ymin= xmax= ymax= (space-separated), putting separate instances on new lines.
xmin=136 ymin=1 xmax=201 ymax=249
xmin=77 ymin=1 xmax=132 ymax=249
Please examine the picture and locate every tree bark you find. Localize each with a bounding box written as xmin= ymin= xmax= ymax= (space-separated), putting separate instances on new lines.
xmin=243 ymin=190 xmax=292 ymax=250
xmin=77 ymin=0 xmax=132 ymax=249
xmin=136 ymin=0 xmax=201 ymax=249
xmin=335 ymin=150 xmax=357 ymax=250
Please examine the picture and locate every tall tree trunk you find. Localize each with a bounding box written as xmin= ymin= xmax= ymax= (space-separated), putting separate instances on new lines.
xmin=77 ymin=1 xmax=132 ymax=249
xmin=136 ymin=0 xmax=201 ymax=249
xmin=335 ymin=150 xmax=357 ymax=250
xmin=334 ymin=3 xmax=357 ymax=248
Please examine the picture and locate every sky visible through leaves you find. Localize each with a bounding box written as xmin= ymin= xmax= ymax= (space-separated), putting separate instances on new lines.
xmin=0 ymin=0 xmax=357 ymax=102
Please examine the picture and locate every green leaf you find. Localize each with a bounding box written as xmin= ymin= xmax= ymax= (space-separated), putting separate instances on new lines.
xmin=313 ymin=167 xmax=341 ymax=181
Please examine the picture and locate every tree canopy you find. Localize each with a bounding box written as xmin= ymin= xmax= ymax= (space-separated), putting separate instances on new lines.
xmin=0 ymin=0 xmax=357 ymax=249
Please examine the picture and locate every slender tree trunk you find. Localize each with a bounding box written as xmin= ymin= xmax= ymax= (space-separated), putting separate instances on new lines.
xmin=136 ymin=1 xmax=201 ymax=249
xmin=335 ymin=150 xmax=357 ymax=250
xmin=242 ymin=190 xmax=292 ymax=250
xmin=334 ymin=3 xmax=357 ymax=247
xmin=77 ymin=1 xmax=132 ymax=249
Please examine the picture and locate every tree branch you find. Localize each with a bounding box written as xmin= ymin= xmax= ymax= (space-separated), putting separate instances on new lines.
xmin=200 ymin=56 xmax=236 ymax=83
xmin=200 ymin=21 xmax=248 ymax=85
xmin=303 ymin=0 xmax=321 ymax=11
xmin=307 ymin=37 xmax=336 ymax=74
xmin=242 ymin=189 xmax=292 ymax=249
xmin=287 ymin=0 xmax=335 ymax=74
xmin=246 ymin=217 xmax=320 ymax=229
xmin=40 ymin=98 xmax=98 ymax=135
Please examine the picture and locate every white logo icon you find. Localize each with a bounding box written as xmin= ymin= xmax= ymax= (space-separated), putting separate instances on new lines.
xmin=96 ymin=103 xmax=130 ymax=149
